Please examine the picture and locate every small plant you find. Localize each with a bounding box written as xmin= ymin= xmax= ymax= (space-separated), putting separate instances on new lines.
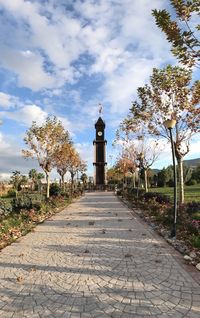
xmin=191 ymin=219 xmax=200 ymax=230
xmin=12 ymin=196 xmax=32 ymax=212
xmin=50 ymin=183 xmax=61 ymax=196
xmin=185 ymin=179 xmax=197 ymax=186
xmin=7 ymin=189 xmax=17 ymax=198
xmin=116 ymin=190 xmax=122 ymax=196
xmin=186 ymin=201 xmax=200 ymax=215
xmin=0 ymin=200 xmax=13 ymax=218
xmin=190 ymin=235 xmax=200 ymax=248
xmin=143 ymin=192 xmax=171 ymax=204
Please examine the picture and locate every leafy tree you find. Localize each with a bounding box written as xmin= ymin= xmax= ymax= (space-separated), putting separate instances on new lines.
xmin=28 ymin=169 xmax=44 ymax=191
xmin=115 ymin=156 xmax=130 ymax=189
xmin=191 ymin=163 xmax=200 ymax=183
xmin=116 ymin=125 xmax=162 ymax=192
xmin=10 ymin=171 xmax=22 ymax=197
xmin=183 ymin=164 xmax=193 ymax=184
xmin=80 ymin=173 xmax=88 ymax=188
xmin=53 ymin=142 xmax=72 ymax=191
xmin=28 ymin=169 xmax=37 ymax=191
xmin=152 ymin=0 xmax=200 ymax=68
xmin=20 ymin=175 xmax=28 ymax=192
xmin=107 ymin=167 xmax=121 ymax=185
xmin=127 ymin=65 xmax=200 ymax=203
xmin=157 ymin=166 xmax=174 ymax=187
xmin=22 ymin=116 xmax=70 ymax=199
xmin=66 ymin=148 xmax=87 ymax=194
xmin=36 ymin=172 xmax=45 ymax=192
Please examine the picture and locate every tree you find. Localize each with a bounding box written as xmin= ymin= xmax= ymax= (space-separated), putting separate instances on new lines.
xmin=183 ymin=164 xmax=193 ymax=184
xmin=191 ymin=163 xmax=200 ymax=183
xmin=80 ymin=173 xmax=88 ymax=188
xmin=10 ymin=171 xmax=22 ymax=197
xmin=116 ymin=124 xmax=162 ymax=192
xmin=127 ymin=65 xmax=200 ymax=203
xmin=20 ymin=175 xmax=28 ymax=192
xmin=53 ymin=142 xmax=72 ymax=191
xmin=66 ymin=148 xmax=87 ymax=195
xmin=157 ymin=166 xmax=174 ymax=187
xmin=22 ymin=116 xmax=70 ymax=199
xmin=28 ymin=169 xmax=44 ymax=191
xmin=115 ymin=156 xmax=130 ymax=190
xmin=152 ymin=0 xmax=200 ymax=68
xmin=28 ymin=169 xmax=37 ymax=191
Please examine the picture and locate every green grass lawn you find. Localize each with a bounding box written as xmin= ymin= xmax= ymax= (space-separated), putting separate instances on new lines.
xmin=149 ymin=184 xmax=200 ymax=203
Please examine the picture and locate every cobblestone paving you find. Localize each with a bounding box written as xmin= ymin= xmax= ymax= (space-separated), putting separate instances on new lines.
xmin=0 ymin=192 xmax=200 ymax=318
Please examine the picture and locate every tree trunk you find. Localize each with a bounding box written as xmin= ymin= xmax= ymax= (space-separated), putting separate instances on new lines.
xmin=46 ymin=172 xmax=50 ymax=199
xmin=61 ymin=174 xmax=65 ymax=191
xmin=71 ymin=174 xmax=74 ymax=197
xmin=144 ymin=169 xmax=148 ymax=193
xmin=133 ymin=171 xmax=136 ymax=188
xmin=177 ymin=157 xmax=184 ymax=204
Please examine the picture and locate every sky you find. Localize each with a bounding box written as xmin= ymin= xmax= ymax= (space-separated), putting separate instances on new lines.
xmin=0 ymin=0 xmax=199 ymax=181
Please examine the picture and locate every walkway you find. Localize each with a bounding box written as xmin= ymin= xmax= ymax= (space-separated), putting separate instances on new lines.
xmin=0 ymin=192 xmax=199 ymax=318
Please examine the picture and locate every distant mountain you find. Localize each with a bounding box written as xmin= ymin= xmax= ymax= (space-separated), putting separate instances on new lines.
xmin=152 ymin=158 xmax=200 ymax=174
xmin=183 ymin=158 xmax=200 ymax=168
xmin=152 ymin=169 xmax=160 ymax=174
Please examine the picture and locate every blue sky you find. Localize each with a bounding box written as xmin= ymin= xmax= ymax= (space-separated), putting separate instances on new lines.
xmin=0 ymin=0 xmax=199 ymax=180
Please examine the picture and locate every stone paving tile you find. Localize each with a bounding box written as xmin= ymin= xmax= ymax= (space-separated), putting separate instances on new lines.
xmin=0 ymin=192 xmax=200 ymax=318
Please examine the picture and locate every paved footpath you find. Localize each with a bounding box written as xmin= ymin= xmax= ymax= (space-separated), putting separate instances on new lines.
xmin=0 ymin=192 xmax=200 ymax=318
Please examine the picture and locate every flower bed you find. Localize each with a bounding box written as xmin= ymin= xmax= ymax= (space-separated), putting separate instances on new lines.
xmin=0 ymin=194 xmax=77 ymax=250
xmin=117 ymin=189 xmax=200 ymax=264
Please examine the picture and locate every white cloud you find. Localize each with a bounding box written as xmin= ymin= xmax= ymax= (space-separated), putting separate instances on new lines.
xmin=0 ymin=47 xmax=55 ymax=91
xmin=185 ymin=136 xmax=200 ymax=159
xmin=0 ymin=0 xmax=171 ymax=94
xmin=75 ymin=142 xmax=93 ymax=174
xmin=0 ymin=132 xmax=12 ymax=152
xmin=0 ymin=173 xmax=12 ymax=181
xmin=0 ymin=0 xmax=84 ymax=89
xmin=103 ymin=57 xmax=162 ymax=114
xmin=0 ymin=132 xmax=39 ymax=177
xmin=0 ymin=104 xmax=48 ymax=126
xmin=0 ymin=92 xmax=11 ymax=108
xmin=0 ymin=92 xmax=19 ymax=109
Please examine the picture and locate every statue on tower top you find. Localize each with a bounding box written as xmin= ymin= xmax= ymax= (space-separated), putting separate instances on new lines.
xmin=98 ymin=103 xmax=103 ymax=115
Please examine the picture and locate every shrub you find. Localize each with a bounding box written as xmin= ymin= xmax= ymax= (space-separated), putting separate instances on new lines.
xmin=186 ymin=201 xmax=200 ymax=214
xmin=190 ymin=235 xmax=200 ymax=248
xmin=33 ymin=201 xmax=43 ymax=211
xmin=127 ymin=188 xmax=145 ymax=198
xmin=12 ymin=196 xmax=33 ymax=212
xmin=116 ymin=190 xmax=122 ymax=196
xmin=143 ymin=192 xmax=171 ymax=204
xmin=187 ymin=222 xmax=199 ymax=235
xmin=167 ymin=179 xmax=174 ymax=187
xmin=185 ymin=179 xmax=197 ymax=186
xmin=0 ymin=199 xmax=13 ymax=217
xmin=50 ymin=183 xmax=61 ymax=196
xmin=7 ymin=189 xmax=17 ymax=198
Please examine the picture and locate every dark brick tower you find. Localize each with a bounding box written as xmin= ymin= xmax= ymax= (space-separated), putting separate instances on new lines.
xmin=93 ymin=116 xmax=107 ymax=188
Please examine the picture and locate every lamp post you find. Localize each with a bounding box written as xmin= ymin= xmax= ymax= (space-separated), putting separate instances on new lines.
xmin=164 ymin=119 xmax=177 ymax=238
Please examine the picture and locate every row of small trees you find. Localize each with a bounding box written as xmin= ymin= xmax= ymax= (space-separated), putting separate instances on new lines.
xmin=114 ymin=1 xmax=200 ymax=204
xmin=9 ymin=170 xmax=44 ymax=197
xmin=22 ymin=116 xmax=86 ymax=198
xmin=157 ymin=163 xmax=200 ymax=187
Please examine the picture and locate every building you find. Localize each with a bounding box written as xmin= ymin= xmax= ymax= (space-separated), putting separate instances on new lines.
xmin=93 ymin=116 xmax=107 ymax=189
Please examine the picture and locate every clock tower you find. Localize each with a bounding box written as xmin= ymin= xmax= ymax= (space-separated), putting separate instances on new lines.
xmin=93 ymin=116 xmax=107 ymax=188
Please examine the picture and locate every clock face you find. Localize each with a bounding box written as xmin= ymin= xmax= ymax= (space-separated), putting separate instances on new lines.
xmin=98 ymin=131 xmax=102 ymax=136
